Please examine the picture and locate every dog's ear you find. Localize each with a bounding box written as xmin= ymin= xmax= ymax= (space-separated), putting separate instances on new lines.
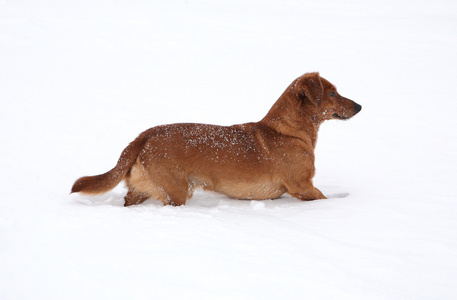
xmin=296 ymin=72 xmax=324 ymax=107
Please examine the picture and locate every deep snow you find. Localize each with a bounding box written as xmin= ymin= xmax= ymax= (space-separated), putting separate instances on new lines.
xmin=1 ymin=0 xmax=457 ymax=299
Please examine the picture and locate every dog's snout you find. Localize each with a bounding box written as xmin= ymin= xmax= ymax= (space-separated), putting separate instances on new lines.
xmin=354 ymin=103 xmax=362 ymax=114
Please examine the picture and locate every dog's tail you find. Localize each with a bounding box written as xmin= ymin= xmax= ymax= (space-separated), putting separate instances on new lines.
xmin=71 ymin=133 xmax=148 ymax=195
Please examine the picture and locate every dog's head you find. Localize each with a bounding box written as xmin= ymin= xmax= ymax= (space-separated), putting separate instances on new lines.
xmin=294 ymin=72 xmax=362 ymax=121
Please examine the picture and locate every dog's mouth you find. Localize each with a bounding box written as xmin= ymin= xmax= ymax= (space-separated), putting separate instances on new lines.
xmin=332 ymin=113 xmax=350 ymax=120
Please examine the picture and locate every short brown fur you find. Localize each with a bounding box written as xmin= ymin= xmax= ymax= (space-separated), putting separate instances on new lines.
xmin=71 ymin=72 xmax=361 ymax=206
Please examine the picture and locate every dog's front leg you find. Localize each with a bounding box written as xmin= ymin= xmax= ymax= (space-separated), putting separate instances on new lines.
xmin=293 ymin=187 xmax=327 ymax=201
xmin=286 ymin=180 xmax=327 ymax=201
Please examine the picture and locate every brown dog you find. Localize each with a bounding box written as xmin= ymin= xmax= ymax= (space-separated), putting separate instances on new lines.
xmin=71 ymin=72 xmax=361 ymax=206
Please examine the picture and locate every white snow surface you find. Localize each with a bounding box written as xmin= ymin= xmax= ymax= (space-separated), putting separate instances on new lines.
xmin=1 ymin=0 xmax=457 ymax=299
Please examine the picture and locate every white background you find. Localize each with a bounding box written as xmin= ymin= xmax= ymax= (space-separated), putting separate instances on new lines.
xmin=1 ymin=0 xmax=457 ymax=299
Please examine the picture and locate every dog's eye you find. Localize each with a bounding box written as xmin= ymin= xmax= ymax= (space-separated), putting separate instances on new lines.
xmin=329 ymin=91 xmax=335 ymax=97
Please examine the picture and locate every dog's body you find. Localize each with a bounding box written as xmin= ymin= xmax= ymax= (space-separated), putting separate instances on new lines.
xmin=72 ymin=72 xmax=361 ymax=206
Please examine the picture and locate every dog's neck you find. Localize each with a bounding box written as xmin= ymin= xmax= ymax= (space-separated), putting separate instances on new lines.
xmin=260 ymin=92 xmax=322 ymax=148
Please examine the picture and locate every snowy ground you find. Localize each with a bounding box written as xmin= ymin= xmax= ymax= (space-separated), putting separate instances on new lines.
xmin=1 ymin=0 xmax=457 ymax=299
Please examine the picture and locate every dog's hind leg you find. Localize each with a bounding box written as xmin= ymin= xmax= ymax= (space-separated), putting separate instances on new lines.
xmin=153 ymin=172 xmax=192 ymax=206
xmin=161 ymin=179 xmax=189 ymax=206
xmin=124 ymin=188 xmax=149 ymax=207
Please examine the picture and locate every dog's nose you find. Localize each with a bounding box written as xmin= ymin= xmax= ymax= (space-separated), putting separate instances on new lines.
xmin=354 ymin=103 xmax=362 ymax=113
